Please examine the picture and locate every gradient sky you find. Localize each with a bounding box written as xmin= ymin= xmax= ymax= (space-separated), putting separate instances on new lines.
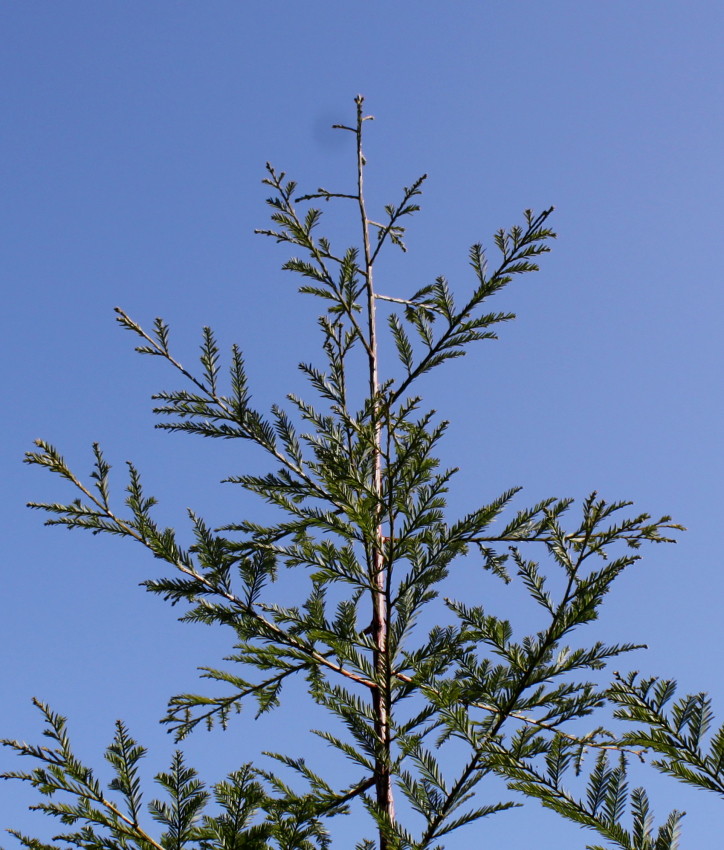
xmin=2 ymin=3 xmax=723 ymax=847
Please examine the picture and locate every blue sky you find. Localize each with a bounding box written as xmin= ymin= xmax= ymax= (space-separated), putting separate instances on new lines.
xmin=2 ymin=2 xmax=723 ymax=846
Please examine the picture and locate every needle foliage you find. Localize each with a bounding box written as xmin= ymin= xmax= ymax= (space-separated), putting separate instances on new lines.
xmin=6 ymin=98 xmax=713 ymax=850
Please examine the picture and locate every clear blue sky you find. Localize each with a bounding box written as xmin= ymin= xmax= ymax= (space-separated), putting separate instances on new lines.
xmin=2 ymin=2 xmax=723 ymax=846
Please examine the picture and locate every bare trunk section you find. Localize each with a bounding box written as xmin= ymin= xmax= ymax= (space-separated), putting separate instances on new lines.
xmin=354 ymin=95 xmax=395 ymax=849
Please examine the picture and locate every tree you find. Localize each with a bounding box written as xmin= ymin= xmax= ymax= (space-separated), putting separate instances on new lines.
xmin=3 ymin=96 xmax=705 ymax=850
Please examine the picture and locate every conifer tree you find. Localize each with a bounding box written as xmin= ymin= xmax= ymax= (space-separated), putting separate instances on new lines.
xmin=5 ymin=96 xmax=712 ymax=850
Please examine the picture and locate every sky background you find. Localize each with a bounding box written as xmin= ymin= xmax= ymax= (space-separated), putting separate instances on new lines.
xmin=2 ymin=2 xmax=723 ymax=847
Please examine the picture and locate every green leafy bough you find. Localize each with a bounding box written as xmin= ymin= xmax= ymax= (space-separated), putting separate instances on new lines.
xmin=5 ymin=97 xmax=703 ymax=850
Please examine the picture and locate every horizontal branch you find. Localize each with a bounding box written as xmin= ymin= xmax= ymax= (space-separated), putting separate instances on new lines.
xmin=35 ymin=454 xmax=377 ymax=692
xmin=469 ymin=529 xmax=681 ymax=545
xmin=317 ymin=774 xmax=376 ymax=816
xmin=374 ymin=293 xmax=442 ymax=313
xmin=114 ymin=308 xmax=344 ymax=499
xmin=391 ymin=670 xmax=642 ymax=757
xmin=295 ymin=189 xmax=358 ymax=202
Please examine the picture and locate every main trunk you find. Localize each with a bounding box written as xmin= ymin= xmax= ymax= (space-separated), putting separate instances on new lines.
xmin=355 ymin=95 xmax=395 ymax=849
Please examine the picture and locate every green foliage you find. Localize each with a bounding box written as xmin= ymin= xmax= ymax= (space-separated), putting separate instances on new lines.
xmin=1 ymin=701 xmax=333 ymax=850
xmin=610 ymin=673 xmax=724 ymax=797
xmin=483 ymin=738 xmax=685 ymax=850
xmin=6 ymin=97 xmax=700 ymax=849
